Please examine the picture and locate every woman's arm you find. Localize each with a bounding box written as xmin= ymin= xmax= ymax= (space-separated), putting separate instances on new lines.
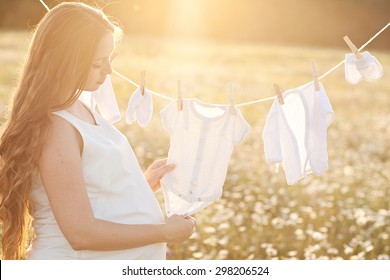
xmin=39 ymin=116 xmax=194 ymax=251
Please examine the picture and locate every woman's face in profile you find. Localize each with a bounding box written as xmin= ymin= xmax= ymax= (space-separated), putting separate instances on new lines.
xmin=83 ymin=32 xmax=115 ymax=91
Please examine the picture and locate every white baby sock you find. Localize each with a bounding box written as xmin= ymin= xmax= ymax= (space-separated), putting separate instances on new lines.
xmin=345 ymin=51 xmax=384 ymax=85
xmin=126 ymin=87 xmax=153 ymax=127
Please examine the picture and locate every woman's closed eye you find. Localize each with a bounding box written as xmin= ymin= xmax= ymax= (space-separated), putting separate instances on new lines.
xmin=91 ymin=62 xmax=105 ymax=69
xmin=91 ymin=52 xmax=118 ymax=69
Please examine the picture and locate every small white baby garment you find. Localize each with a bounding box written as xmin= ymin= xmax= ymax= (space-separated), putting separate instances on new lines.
xmin=345 ymin=51 xmax=384 ymax=85
xmin=262 ymin=82 xmax=334 ymax=185
xmin=126 ymin=87 xmax=153 ymax=127
xmin=160 ymin=98 xmax=250 ymax=216
xmin=79 ymin=75 xmax=121 ymax=124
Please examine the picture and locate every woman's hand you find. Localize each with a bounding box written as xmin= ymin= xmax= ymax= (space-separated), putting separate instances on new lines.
xmin=162 ymin=215 xmax=196 ymax=243
xmin=144 ymin=158 xmax=175 ymax=192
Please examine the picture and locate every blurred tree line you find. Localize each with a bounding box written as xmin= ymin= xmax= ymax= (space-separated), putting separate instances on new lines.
xmin=0 ymin=0 xmax=389 ymax=49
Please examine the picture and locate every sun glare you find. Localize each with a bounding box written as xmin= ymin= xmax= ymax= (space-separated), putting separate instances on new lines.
xmin=164 ymin=0 xmax=206 ymax=39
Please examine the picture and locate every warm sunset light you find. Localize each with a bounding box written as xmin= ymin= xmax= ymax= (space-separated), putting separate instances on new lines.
xmin=0 ymin=0 xmax=389 ymax=266
xmin=164 ymin=0 xmax=206 ymax=38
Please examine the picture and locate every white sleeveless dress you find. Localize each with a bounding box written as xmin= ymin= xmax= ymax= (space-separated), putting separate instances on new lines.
xmin=27 ymin=106 xmax=166 ymax=259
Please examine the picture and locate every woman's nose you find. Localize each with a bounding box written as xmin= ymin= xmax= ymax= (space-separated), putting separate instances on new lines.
xmin=103 ymin=60 xmax=112 ymax=75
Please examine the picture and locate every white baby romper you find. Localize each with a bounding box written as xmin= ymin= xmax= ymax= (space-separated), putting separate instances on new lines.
xmin=262 ymin=82 xmax=334 ymax=185
xmin=160 ymin=98 xmax=250 ymax=216
xmin=27 ymin=101 xmax=166 ymax=259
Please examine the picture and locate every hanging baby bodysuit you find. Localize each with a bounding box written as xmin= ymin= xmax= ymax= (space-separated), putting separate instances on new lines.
xmin=262 ymin=82 xmax=334 ymax=185
xmin=345 ymin=51 xmax=383 ymax=85
xmin=160 ymin=98 xmax=250 ymax=216
xmin=79 ymin=75 xmax=121 ymax=124
xmin=126 ymin=87 xmax=153 ymax=127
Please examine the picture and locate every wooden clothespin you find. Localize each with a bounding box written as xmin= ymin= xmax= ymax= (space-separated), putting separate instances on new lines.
xmin=177 ymin=80 xmax=183 ymax=111
xmin=343 ymin=36 xmax=363 ymax=59
xmin=140 ymin=70 xmax=146 ymax=96
xmin=228 ymin=83 xmax=236 ymax=115
xmin=310 ymin=59 xmax=320 ymax=91
xmin=273 ymin=84 xmax=284 ymax=105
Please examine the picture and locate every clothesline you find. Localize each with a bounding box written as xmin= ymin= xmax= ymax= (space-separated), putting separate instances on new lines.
xmin=38 ymin=1 xmax=388 ymax=108
xmin=113 ymin=22 xmax=389 ymax=108
xmin=113 ymin=70 xmax=176 ymax=102
xmin=316 ymin=23 xmax=390 ymax=81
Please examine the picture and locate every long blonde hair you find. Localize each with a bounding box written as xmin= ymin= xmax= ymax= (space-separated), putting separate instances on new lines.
xmin=0 ymin=2 xmax=120 ymax=259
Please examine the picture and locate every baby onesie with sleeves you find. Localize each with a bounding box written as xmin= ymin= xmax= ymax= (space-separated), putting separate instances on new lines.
xmin=160 ymin=98 xmax=250 ymax=216
xmin=126 ymin=87 xmax=153 ymax=127
xmin=345 ymin=51 xmax=383 ymax=85
xmin=262 ymin=82 xmax=334 ymax=185
xmin=79 ymin=75 xmax=121 ymax=124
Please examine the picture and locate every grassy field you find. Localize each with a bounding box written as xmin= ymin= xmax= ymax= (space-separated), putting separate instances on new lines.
xmin=0 ymin=30 xmax=389 ymax=260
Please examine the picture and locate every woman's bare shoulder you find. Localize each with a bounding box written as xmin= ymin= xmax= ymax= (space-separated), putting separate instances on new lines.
xmin=44 ymin=114 xmax=83 ymax=154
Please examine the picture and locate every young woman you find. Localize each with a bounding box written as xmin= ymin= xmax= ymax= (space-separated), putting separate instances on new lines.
xmin=0 ymin=2 xmax=195 ymax=260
